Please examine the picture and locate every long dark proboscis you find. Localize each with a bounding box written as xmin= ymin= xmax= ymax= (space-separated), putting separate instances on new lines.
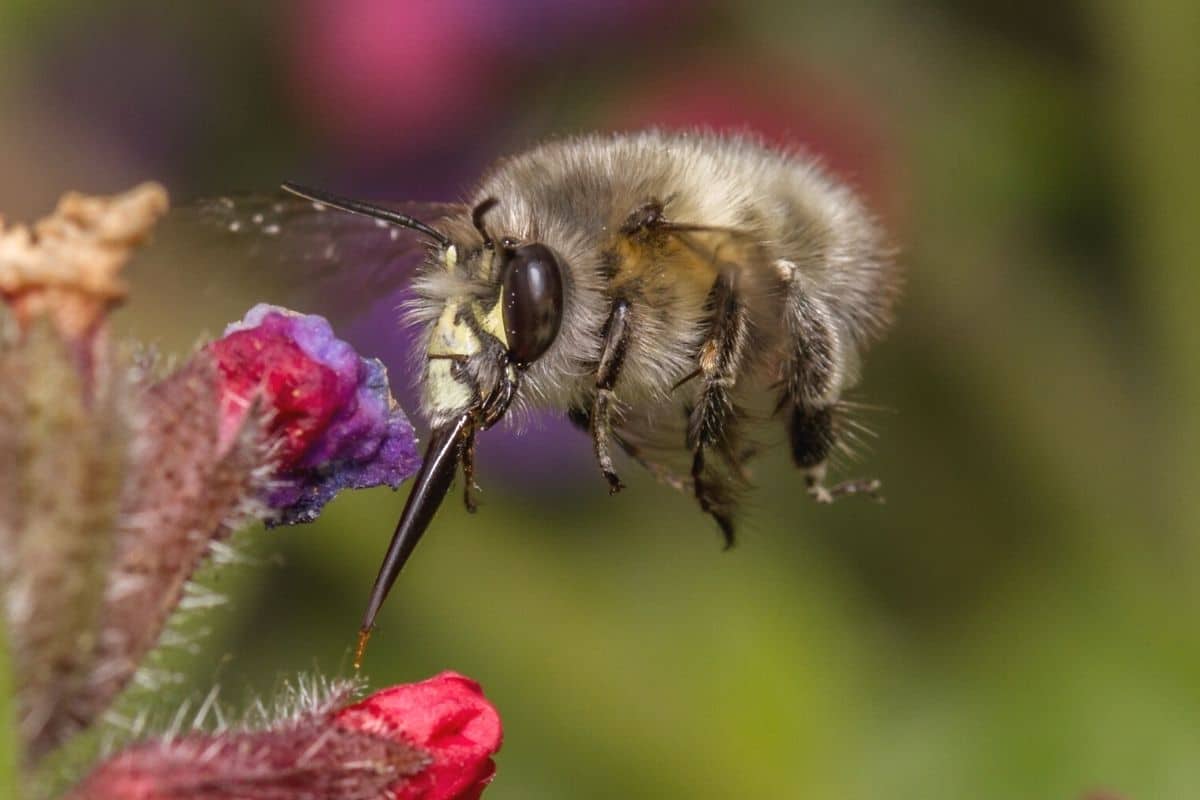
xmin=353 ymin=413 xmax=472 ymax=668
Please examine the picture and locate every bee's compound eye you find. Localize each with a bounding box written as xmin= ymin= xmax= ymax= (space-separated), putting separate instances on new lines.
xmin=501 ymin=243 xmax=563 ymax=366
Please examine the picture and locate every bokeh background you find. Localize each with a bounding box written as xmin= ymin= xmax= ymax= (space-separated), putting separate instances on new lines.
xmin=3 ymin=1 xmax=1199 ymax=798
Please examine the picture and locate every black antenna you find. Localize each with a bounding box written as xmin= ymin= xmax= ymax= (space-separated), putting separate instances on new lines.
xmin=471 ymin=197 xmax=499 ymax=249
xmin=281 ymin=182 xmax=451 ymax=248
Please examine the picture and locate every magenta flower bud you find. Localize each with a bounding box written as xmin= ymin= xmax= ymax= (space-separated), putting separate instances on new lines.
xmin=206 ymin=304 xmax=421 ymax=524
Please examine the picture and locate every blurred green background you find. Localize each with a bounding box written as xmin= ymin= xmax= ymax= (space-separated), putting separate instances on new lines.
xmin=3 ymin=1 xmax=1199 ymax=798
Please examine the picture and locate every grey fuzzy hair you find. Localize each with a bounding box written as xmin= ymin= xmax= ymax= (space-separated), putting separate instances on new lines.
xmin=404 ymin=129 xmax=899 ymax=426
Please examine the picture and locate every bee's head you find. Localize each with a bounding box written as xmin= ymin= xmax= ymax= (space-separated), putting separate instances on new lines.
xmin=420 ymin=197 xmax=565 ymax=427
xmin=359 ymin=197 xmax=566 ymax=661
xmin=280 ymin=183 xmax=569 ymax=663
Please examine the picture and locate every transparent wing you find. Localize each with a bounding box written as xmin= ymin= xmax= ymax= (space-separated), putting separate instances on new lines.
xmin=157 ymin=190 xmax=465 ymax=318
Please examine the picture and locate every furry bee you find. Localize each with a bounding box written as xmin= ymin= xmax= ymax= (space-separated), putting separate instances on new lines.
xmin=266 ymin=130 xmax=900 ymax=661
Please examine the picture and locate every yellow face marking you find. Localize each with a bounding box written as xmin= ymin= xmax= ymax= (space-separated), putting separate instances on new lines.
xmin=473 ymin=297 xmax=508 ymax=351
xmin=425 ymin=302 xmax=480 ymax=415
xmin=444 ymin=245 xmax=457 ymax=270
xmin=428 ymin=303 xmax=480 ymax=357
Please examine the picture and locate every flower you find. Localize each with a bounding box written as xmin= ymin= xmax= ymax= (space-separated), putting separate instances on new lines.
xmin=68 ymin=673 xmax=503 ymax=800
xmin=2 ymin=185 xmax=449 ymax=791
xmin=286 ymin=0 xmax=499 ymax=153
xmin=335 ymin=672 xmax=503 ymax=800
xmin=206 ymin=303 xmax=421 ymax=524
xmin=0 ymin=181 xmax=167 ymax=379
xmin=285 ymin=0 xmax=689 ymax=155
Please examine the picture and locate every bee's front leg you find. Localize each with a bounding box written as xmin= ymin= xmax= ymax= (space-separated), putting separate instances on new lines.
xmin=460 ymin=420 xmax=479 ymax=513
xmin=586 ymin=298 xmax=632 ymax=494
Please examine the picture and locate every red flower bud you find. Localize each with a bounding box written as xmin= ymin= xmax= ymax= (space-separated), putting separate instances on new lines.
xmin=69 ymin=673 xmax=503 ymax=800
xmin=334 ymin=672 xmax=503 ymax=800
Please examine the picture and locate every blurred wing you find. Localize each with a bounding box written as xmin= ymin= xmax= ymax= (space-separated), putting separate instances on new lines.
xmin=614 ymin=405 xmax=757 ymax=493
xmin=160 ymin=190 xmax=465 ymax=317
xmin=664 ymin=224 xmax=769 ymax=283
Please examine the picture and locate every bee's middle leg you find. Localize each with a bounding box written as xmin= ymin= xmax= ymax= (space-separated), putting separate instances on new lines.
xmin=688 ymin=271 xmax=751 ymax=548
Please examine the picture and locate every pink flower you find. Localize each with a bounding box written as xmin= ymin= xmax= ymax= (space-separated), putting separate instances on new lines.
xmin=206 ymin=303 xmax=420 ymax=524
xmin=68 ymin=672 xmax=503 ymax=800
xmin=286 ymin=0 xmax=498 ymax=152
xmin=283 ymin=0 xmax=693 ymax=155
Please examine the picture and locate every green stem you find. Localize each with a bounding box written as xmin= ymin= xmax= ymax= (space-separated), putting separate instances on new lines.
xmin=0 ymin=616 xmax=22 ymax=799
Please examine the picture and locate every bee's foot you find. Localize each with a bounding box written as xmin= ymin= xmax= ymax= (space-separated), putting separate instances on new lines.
xmin=807 ymin=478 xmax=883 ymax=504
xmin=808 ymin=484 xmax=834 ymax=504
xmin=463 ymin=482 xmax=481 ymax=513
xmin=603 ymin=470 xmax=625 ymax=495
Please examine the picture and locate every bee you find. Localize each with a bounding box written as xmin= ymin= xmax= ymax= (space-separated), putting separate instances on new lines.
xmin=247 ymin=130 xmax=900 ymax=663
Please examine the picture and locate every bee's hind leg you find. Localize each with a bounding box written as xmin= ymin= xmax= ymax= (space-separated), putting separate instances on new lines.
xmin=687 ymin=270 xmax=752 ymax=548
xmin=578 ymin=298 xmax=633 ymax=494
xmin=781 ymin=281 xmax=883 ymax=504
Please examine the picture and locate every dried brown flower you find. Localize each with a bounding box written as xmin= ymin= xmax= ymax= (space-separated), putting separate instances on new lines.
xmin=0 ymin=182 xmax=167 ymax=341
xmin=0 ymin=184 xmax=273 ymax=761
